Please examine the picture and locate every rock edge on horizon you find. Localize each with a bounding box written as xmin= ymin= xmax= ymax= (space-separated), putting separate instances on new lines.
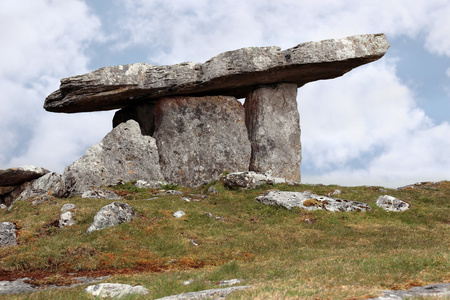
xmin=44 ymin=33 xmax=389 ymax=113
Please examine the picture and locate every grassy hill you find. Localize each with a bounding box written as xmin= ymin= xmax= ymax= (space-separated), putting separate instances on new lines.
xmin=1 ymin=180 xmax=449 ymax=299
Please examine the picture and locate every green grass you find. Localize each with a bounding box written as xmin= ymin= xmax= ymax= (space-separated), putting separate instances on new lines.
xmin=1 ymin=181 xmax=449 ymax=299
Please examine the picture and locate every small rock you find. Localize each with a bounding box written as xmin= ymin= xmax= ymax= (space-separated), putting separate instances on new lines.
xmin=376 ymin=195 xmax=410 ymax=212
xmin=134 ymin=180 xmax=166 ymax=189
xmin=256 ymin=190 xmax=371 ymax=212
xmin=0 ymin=204 xmax=7 ymax=209
xmin=183 ymin=280 xmax=194 ymax=286
xmin=204 ymin=212 xmax=213 ymax=218
xmin=0 ymin=222 xmax=17 ymax=247
xmin=0 ymin=278 xmax=35 ymax=294
xmin=81 ymin=188 xmax=122 ymax=200
xmin=173 ymin=211 xmax=186 ymax=218
xmin=218 ymin=279 xmax=243 ymax=286
xmin=208 ymin=186 xmax=219 ymax=194
xmin=181 ymin=197 xmax=191 ymax=202
xmin=223 ymin=171 xmax=285 ymax=189
xmin=61 ymin=203 xmax=76 ymax=212
xmin=85 ymin=283 xmax=148 ymax=298
xmin=154 ymin=285 xmax=252 ymax=300
xmin=327 ymin=189 xmax=341 ymax=197
xmin=86 ymin=202 xmax=136 ymax=234
xmin=215 ymin=216 xmax=225 ymax=221
xmin=59 ymin=211 xmax=75 ymax=228
xmin=164 ymin=190 xmax=184 ymax=195
xmin=31 ymin=195 xmax=56 ymax=206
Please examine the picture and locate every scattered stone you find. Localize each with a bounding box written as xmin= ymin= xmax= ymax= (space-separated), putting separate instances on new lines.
xmin=183 ymin=280 xmax=194 ymax=286
xmin=63 ymin=120 xmax=164 ymax=196
xmin=134 ymin=179 xmax=166 ymax=189
xmin=163 ymin=190 xmax=184 ymax=195
xmin=223 ymin=171 xmax=286 ymax=189
xmin=44 ymin=34 xmax=389 ymax=113
xmin=218 ymin=279 xmax=244 ymax=286
xmin=188 ymin=239 xmax=198 ymax=246
xmin=31 ymin=195 xmax=57 ymax=206
xmin=81 ymin=188 xmax=122 ymax=200
xmin=0 ymin=222 xmax=17 ymax=247
xmin=215 ymin=216 xmax=225 ymax=221
xmin=256 ymin=190 xmax=371 ymax=212
xmin=182 ymin=197 xmax=191 ymax=202
xmin=61 ymin=203 xmax=76 ymax=212
xmin=369 ymin=282 xmax=450 ymax=300
xmin=173 ymin=211 xmax=186 ymax=218
xmin=0 ymin=165 xmax=49 ymax=187
xmin=86 ymin=202 xmax=136 ymax=234
xmin=245 ymin=83 xmax=301 ymax=182
xmin=85 ymin=283 xmax=148 ymax=298
xmin=154 ymin=285 xmax=252 ymax=300
xmin=376 ymin=195 xmax=410 ymax=212
xmin=59 ymin=211 xmax=75 ymax=227
xmin=0 ymin=204 xmax=7 ymax=209
xmin=0 ymin=278 xmax=34 ymax=295
xmin=204 ymin=212 xmax=213 ymax=218
xmin=153 ymin=96 xmax=251 ymax=187
xmin=207 ymin=186 xmax=219 ymax=194
xmin=328 ymin=189 xmax=341 ymax=197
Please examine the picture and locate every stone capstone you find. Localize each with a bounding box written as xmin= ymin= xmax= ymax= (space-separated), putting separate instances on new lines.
xmin=0 ymin=165 xmax=49 ymax=186
xmin=86 ymin=202 xmax=136 ymax=234
xmin=0 ymin=222 xmax=17 ymax=247
xmin=63 ymin=119 xmax=164 ymax=196
xmin=376 ymin=195 xmax=410 ymax=212
xmin=223 ymin=171 xmax=286 ymax=189
xmin=153 ymin=96 xmax=251 ymax=187
xmin=256 ymin=190 xmax=371 ymax=212
xmin=245 ymin=83 xmax=301 ymax=182
xmin=44 ymin=34 xmax=389 ymax=113
xmin=85 ymin=283 xmax=148 ymax=298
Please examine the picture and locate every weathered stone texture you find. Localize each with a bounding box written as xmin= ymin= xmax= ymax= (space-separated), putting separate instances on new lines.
xmin=376 ymin=195 xmax=410 ymax=212
xmin=0 ymin=222 xmax=17 ymax=247
xmin=0 ymin=165 xmax=49 ymax=187
xmin=153 ymin=96 xmax=251 ymax=187
xmin=86 ymin=202 xmax=135 ymax=234
xmin=113 ymin=102 xmax=155 ymax=136
xmin=223 ymin=171 xmax=286 ymax=189
xmin=44 ymin=34 xmax=389 ymax=113
xmin=63 ymin=120 xmax=164 ymax=196
xmin=245 ymin=83 xmax=301 ymax=182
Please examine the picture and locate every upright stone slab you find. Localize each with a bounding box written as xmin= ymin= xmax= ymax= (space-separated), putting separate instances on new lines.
xmin=153 ymin=96 xmax=251 ymax=186
xmin=245 ymin=83 xmax=301 ymax=182
xmin=63 ymin=120 xmax=164 ymax=196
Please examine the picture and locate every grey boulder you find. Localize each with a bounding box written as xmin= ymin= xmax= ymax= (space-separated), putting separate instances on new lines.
xmin=0 ymin=222 xmax=17 ymax=247
xmin=0 ymin=165 xmax=49 ymax=186
xmin=44 ymin=34 xmax=389 ymax=113
xmin=81 ymin=188 xmax=122 ymax=200
xmin=86 ymin=202 xmax=136 ymax=234
xmin=85 ymin=283 xmax=148 ymax=298
xmin=59 ymin=211 xmax=75 ymax=228
xmin=256 ymin=190 xmax=371 ymax=212
xmin=223 ymin=171 xmax=286 ymax=189
xmin=63 ymin=120 xmax=164 ymax=196
xmin=376 ymin=195 xmax=410 ymax=212
xmin=153 ymin=96 xmax=251 ymax=187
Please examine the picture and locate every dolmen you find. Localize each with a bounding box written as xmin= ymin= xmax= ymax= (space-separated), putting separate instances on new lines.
xmin=35 ymin=34 xmax=388 ymax=195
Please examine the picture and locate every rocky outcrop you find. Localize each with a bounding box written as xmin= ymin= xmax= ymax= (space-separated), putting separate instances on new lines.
xmin=376 ymin=195 xmax=410 ymax=212
xmin=0 ymin=165 xmax=49 ymax=187
xmin=0 ymin=222 xmax=17 ymax=247
xmin=369 ymin=282 xmax=450 ymax=300
xmin=86 ymin=202 xmax=136 ymax=234
xmin=85 ymin=283 xmax=148 ymax=298
xmin=155 ymin=285 xmax=252 ymax=300
xmin=256 ymin=190 xmax=371 ymax=212
xmin=223 ymin=171 xmax=286 ymax=189
xmin=63 ymin=120 xmax=164 ymax=196
xmin=245 ymin=83 xmax=301 ymax=182
xmin=153 ymin=96 xmax=251 ymax=187
xmin=44 ymin=34 xmax=389 ymax=113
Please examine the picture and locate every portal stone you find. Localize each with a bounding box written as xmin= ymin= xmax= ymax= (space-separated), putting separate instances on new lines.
xmin=153 ymin=96 xmax=251 ymax=187
xmin=245 ymin=83 xmax=301 ymax=182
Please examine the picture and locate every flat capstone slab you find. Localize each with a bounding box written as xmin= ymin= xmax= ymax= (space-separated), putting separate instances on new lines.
xmin=0 ymin=166 xmax=49 ymax=187
xmin=44 ymin=34 xmax=389 ymax=113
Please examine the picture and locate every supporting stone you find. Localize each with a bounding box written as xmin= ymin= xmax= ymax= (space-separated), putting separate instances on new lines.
xmin=153 ymin=96 xmax=251 ymax=187
xmin=112 ymin=102 xmax=155 ymax=136
xmin=245 ymin=83 xmax=301 ymax=182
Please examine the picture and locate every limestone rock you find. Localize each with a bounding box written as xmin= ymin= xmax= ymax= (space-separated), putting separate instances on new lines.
xmin=44 ymin=34 xmax=389 ymax=113
xmin=134 ymin=179 xmax=166 ymax=189
xmin=155 ymin=285 xmax=252 ymax=300
xmin=63 ymin=120 xmax=164 ymax=196
xmin=173 ymin=211 xmax=186 ymax=218
xmin=85 ymin=283 xmax=148 ymax=298
xmin=0 ymin=165 xmax=49 ymax=186
xmin=61 ymin=203 xmax=76 ymax=212
xmin=223 ymin=172 xmax=286 ymax=190
xmin=0 ymin=222 xmax=17 ymax=247
xmin=1 ymin=172 xmax=65 ymax=207
xmin=153 ymin=96 xmax=251 ymax=187
xmin=86 ymin=202 xmax=136 ymax=234
xmin=245 ymin=83 xmax=301 ymax=182
xmin=81 ymin=188 xmax=122 ymax=200
xmin=59 ymin=211 xmax=75 ymax=227
xmin=376 ymin=195 xmax=410 ymax=212
xmin=0 ymin=278 xmax=35 ymax=295
xmin=369 ymin=282 xmax=450 ymax=300
xmin=256 ymin=190 xmax=371 ymax=212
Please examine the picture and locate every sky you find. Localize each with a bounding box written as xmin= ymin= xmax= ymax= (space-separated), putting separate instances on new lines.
xmin=1 ymin=0 xmax=450 ymax=188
